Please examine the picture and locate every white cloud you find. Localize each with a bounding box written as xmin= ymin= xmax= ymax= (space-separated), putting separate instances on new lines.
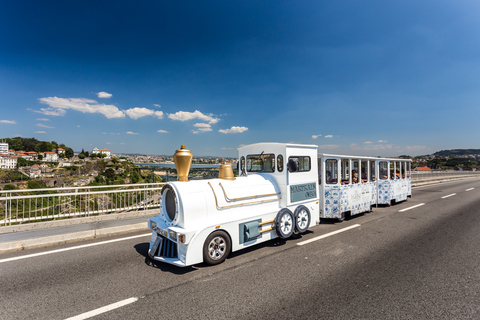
xmin=125 ymin=107 xmax=164 ymax=119
xmin=34 ymin=131 xmax=46 ymax=134
xmin=218 ymin=126 xmax=248 ymax=134
xmin=38 ymin=97 xmax=125 ymax=119
xmin=192 ymin=123 xmax=213 ymax=134
xmin=168 ymin=110 xmax=220 ymax=124
xmin=154 ymin=104 xmax=161 ymax=108
xmin=378 ymin=140 xmax=388 ymax=143
xmin=318 ymin=144 xmax=340 ymax=149
xmin=221 ymin=147 xmax=234 ymax=150
xmin=97 ymin=91 xmax=112 ymax=98
xmin=126 ymin=131 xmax=139 ymax=135
xmin=157 ymin=130 xmax=168 ymax=133
xmin=404 ymin=145 xmax=427 ymax=152
xmin=312 ymin=134 xmax=322 ymax=139
xmin=36 ymin=123 xmax=54 ymax=128
xmin=35 ymin=107 xmax=67 ymax=116
xmin=36 ymin=118 xmax=49 ymax=121
xmin=364 ymin=141 xmax=372 ymax=144
xmin=0 ymin=120 xmax=16 ymax=124
xmin=324 ymin=135 xmax=333 ymax=138
xmin=351 ymin=143 xmax=394 ymax=152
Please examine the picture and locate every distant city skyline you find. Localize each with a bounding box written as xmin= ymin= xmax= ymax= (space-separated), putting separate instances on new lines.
xmin=1 ymin=1 xmax=480 ymax=157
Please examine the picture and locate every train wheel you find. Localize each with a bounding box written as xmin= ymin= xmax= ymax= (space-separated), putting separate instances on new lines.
xmin=275 ymin=208 xmax=295 ymax=239
xmin=294 ymin=205 xmax=311 ymax=234
xmin=203 ymin=231 xmax=231 ymax=265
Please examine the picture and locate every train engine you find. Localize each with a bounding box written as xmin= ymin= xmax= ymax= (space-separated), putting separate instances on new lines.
xmin=148 ymin=143 xmax=320 ymax=267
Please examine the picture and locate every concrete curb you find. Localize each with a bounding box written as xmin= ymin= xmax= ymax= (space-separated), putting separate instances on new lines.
xmin=0 ymin=222 xmax=149 ymax=254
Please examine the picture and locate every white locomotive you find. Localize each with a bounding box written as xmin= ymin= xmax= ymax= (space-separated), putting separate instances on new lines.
xmin=148 ymin=142 xmax=411 ymax=267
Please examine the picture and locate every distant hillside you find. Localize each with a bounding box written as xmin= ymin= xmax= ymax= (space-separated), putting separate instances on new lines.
xmin=433 ymin=149 xmax=480 ymax=157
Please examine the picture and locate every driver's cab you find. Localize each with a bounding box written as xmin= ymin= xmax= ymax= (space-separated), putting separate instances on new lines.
xmin=238 ymin=143 xmax=319 ymax=208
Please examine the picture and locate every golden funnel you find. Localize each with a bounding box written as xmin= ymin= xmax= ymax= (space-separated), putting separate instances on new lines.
xmin=173 ymin=144 xmax=193 ymax=182
xmin=219 ymin=164 xmax=236 ymax=180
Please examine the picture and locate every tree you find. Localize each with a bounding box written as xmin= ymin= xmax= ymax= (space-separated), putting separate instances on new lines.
xmin=11 ymin=138 xmax=24 ymax=151
xmin=37 ymin=154 xmax=43 ymax=161
xmin=104 ymin=168 xmax=116 ymax=180
xmin=64 ymin=147 xmax=74 ymax=159
xmin=78 ymin=153 xmax=86 ymax=160
xmin=35 ymin=141 xmax=52 ymax=153
xmin=16 ymin=157 xmax=28 ymax=167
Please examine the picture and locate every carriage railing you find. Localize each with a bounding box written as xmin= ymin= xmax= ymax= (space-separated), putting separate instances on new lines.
xmin=0 ymin=183 xmax=164 ymax=226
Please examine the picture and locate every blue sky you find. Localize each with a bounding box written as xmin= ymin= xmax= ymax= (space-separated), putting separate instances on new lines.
xmin=1 ymin=1 xmax=479 ymax=157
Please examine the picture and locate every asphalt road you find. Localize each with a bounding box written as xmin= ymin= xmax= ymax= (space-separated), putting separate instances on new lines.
xmin=1 ymin=179 xmax=479 ymax=319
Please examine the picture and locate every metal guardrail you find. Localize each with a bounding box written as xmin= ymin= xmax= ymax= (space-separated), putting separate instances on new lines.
xmin=1 ymin=171 xmax=479 ymax=227
xmin=0 ymin=183 xmax=164 ymax=226
xmin=411 ymin=171 xmax=480 ymax=179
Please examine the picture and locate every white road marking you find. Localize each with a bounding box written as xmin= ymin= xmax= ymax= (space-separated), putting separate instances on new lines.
xmin=297 ymin=224 xmax=361 ymax=246
xmin=0 ymin=233 xmax=151 ymax=264
xmin=64 ymin=297 xmax=139 ymax=320
xmin=398 ymin=203 xmax=425 ymax=212
xmin=441 ymin=193 xmax=457 ymax=199
xmin=466 ymin=188 xmax=474 ymax=191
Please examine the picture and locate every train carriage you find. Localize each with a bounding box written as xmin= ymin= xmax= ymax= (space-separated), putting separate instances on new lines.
xmin=148 ymin=142 xmax=412 ymax=267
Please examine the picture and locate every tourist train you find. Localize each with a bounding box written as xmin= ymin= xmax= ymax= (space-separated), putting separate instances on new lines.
xmin=148 ymin=142 xmax=412 ymax=267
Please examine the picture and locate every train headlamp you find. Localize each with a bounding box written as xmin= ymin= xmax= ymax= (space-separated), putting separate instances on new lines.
xmin=169 ymin=230 xmax=177 ymax=241
xmin=158 ymin=229 xmax=168 ymax=238
xmin=150 ymin=221 xmax=157 ymax=230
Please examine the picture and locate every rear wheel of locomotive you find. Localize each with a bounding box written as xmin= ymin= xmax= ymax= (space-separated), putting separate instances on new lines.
xmin=294 ymin=205 xmax=311 ymax=234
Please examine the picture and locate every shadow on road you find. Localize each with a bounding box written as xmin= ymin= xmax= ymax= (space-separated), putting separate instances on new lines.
xmin=134 ymin=242 xmax=196 ymax=274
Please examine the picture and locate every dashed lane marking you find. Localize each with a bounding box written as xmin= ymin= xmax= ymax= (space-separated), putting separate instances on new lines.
xmin=64 ymin=297 xmax=139 ymax=320
xmin=441 ymin=193 xmax=457 ymax=199
xmin=398 ymin=203 xmax=425 ymax=212
xmin=297 ymin=224 xmax=361 ymax=246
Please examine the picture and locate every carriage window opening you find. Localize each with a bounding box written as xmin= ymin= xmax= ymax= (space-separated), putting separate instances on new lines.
xmin=288 ymin=156 xmax=311 ymax=172
xmin=341 ymin=159 xmax=350 ymax=184
xmin=246 ymin=154 xmax=275 ymax=172
xmin=277 ymin=155 xmax=284 ymax=172
xmin=318 ymin=158 xmax=322 ymax=185
xmin=352 ymin=160 xmax=360 ymax=184
xmin=370 ymin=161 xmax=376 ymax=181
xmin=394 ymin=161 xmax=400 ymax=179
xmin=407 ymin=162 xmax=411 ymax=178
xmin=361 ymin=161 xmax=368 ymax=182
xmin=379 ymin=161 xmax=388 ymax=180
xmin=326 ymin=159 xmax=338 ymax=184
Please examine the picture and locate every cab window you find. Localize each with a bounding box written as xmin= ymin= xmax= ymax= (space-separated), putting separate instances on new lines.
xmin=287 ymin=156 xmax=311 ymax=172
xmin=277 ymin=155 xmax=284 ymax=172
xmin=246 ymin=154 xmax=275 ymax=172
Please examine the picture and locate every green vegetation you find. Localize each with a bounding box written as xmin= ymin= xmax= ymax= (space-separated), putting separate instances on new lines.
xmin=1 ymin=137 xmax=74 ymax=158
xmin=433 ymin=149 xmax=480 ymax=157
